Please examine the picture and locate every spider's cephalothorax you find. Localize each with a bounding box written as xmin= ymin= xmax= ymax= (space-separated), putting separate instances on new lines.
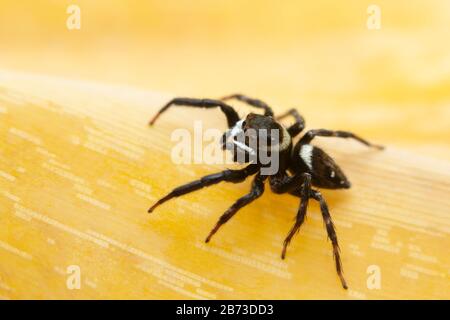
xmin=148 ymin=94 xmax=383 ymax=289
xmin=221 ymin=113 xmax=292 ymax=170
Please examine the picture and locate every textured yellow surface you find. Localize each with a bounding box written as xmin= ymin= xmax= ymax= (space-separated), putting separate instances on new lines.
xmin=0 ymin=71 xmax=449 ymax=299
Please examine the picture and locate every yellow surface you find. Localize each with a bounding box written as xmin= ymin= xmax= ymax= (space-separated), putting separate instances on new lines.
xmin=0 ymin=71 xmax=449 ymax=299
xmin=0 ymin=1 xmax=449 ymax=299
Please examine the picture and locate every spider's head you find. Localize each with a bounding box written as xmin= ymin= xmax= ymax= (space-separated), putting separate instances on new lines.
xmin=243 ymin=113 xmax=279 ymax=132
xmin=222 ymin=113 xmax=290 ymax=164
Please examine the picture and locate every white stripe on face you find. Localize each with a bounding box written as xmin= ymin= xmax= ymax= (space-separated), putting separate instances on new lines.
xmin=229 ymin=119 xmax=245 ymax=137
xmin=226 ymin=119 xmax=256 ymax=155
xmin=300 ymin=144 xmax=313 ymax=170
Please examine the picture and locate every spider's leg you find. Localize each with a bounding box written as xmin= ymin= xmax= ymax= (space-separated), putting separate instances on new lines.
xmin=300 ymin=129 xmax=383 ymax=149
xmin=220 ymin=93 xmax=274 ymax=116
xmin=310 ymin=189 xmax=348 ymax=290
xmin=281 ymin=173 xmax=312 ymax=259
xmin=149 ymin=98 xmax=240 ymax=128
xmin=205 ymin=173 xmax=266 ymax=243
xmin=148 ymin=164 xmax=259 ymax=213
xmin=275 ymin=108 xmax=305 ymax=137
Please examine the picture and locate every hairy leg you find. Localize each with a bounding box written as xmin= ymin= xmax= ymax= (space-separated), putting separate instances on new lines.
xmin=300 ymin=129 xmax=383 ymax=149
xmin=310 ymin=189 xmax=348 ymax=289
xmin=281 ymin=173 xmax=312 ymax=259
xmin=148 ymin=164 xmax=259 ymax=213
xmin=276 ymin=108 xmax=305 ymax=137
xmin=149 ymin=97 xmax=240 ymax=128
xmin=221 ymin=93 xmax=274 ymax=116
xmin=205 ymin=173 xmax=267 ymax=242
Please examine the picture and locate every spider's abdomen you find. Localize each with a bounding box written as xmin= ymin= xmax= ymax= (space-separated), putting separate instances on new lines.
xmin=290 ymin=143 xmax=351 ymax=189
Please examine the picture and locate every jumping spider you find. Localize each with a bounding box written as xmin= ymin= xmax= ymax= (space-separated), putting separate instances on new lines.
xmin=148 ymin=94 xmax=383 ymax=289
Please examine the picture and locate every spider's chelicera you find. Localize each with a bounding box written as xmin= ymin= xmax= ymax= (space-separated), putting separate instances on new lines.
xmin=148 ymin=94 xmax=383 ymax=289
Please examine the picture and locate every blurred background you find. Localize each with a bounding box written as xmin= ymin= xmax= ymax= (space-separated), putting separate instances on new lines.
xmin=0 ymin=0 xmax=449 ymax=157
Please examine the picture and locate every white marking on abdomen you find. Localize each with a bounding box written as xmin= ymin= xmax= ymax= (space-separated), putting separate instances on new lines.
xmin=300 ymin=144 xmax=313 ymax=170
xmin=229 ymin=119 xmax=245 ymax=137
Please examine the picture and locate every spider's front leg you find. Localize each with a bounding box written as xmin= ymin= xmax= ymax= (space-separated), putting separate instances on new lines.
xmin=205 ymin=173 xmax=267 ymax=243
xmin=148 ymin=164 xmax=259 ymax=213
xmin=149 ymin=97 xmax=240 ymax=128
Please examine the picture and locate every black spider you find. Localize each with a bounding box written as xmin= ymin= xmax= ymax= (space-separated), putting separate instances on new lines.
xmin=148 ymin=94 xmax=383 ymax=289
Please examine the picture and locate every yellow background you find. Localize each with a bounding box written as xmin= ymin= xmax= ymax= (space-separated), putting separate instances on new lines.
xmin=0 ymin=1 xmax=449 ymax=299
